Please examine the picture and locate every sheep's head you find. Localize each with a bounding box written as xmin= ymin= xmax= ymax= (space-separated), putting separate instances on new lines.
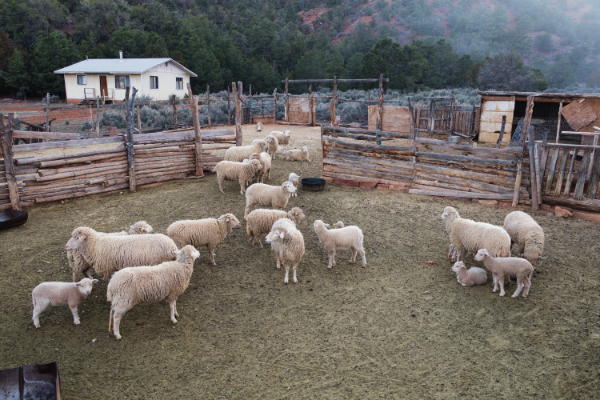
xmin=76 ymin=278 xmax=98 ymax=296
xmin=289 ymin=172 xmax=300 ymax=181
xmin=265 ymin=228 xmax=285 ymax=244
xmin=255 ymin=139 xmax=268 ymax=152
xmin=474 ymin=249 xmax=490 ymax=261
xmin=129 ymin=221 xmax=153 ymax=234
xmin=221 ymin=213 xmax=241 ymax=231
xmin=301 ymin=146 xmax=308 ymax=154
xmin=284 ymin=130 xmax=291 ymax=138
xmin=441 ymin=206 xmax=459 ymax=221
xmin=265 ymin=136 xmax=275 ymax=147
xmin=335 ymin=221 xmax=344 ymax=229
xmin=268 ymin=135 xmax=278 ymax=146
xmin=249 ymin=159 xmax=262 ymax=171
xmin=65 ymin=227 xmax=94 ymax=251
xmin=313 ymin=220 xmax=329 ymax=231
xmin=288 ymin=207 xmax=306 ymax=222
xmin=281 ymin=180 xmax=296 ymax=194
xmin=174 ymin=245 xmax=201 ymax=263
xmin=451 ymin=261 xmax=466 ymax=273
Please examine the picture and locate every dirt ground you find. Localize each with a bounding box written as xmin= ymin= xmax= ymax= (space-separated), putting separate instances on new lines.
xmin=1 ymin=124 xmax=599 ymax=399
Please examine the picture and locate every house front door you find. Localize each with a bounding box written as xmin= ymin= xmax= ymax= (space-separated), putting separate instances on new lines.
xmin=99 ymin=76 xmax=108 ymax=98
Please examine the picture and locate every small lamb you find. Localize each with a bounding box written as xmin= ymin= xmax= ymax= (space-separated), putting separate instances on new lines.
xmin=313 ymin=220 xmax=366 ymax=269
xmin=288 ymin=173 xmax=300 ymax=197
xmin=246 ymin=207 xmax=305 ymax=247
xmin=107 ymin=245 xmax=200 ymax=340
xmin=250 ymin=152 xmax=271 ymax=183
xmin=284 ymin=146 xmax=310 ymax=162
xmin=450 ymin=261 xmax=487 ymax=286
xmin=32 ymin=278 xmax=98 ymax=328
xmin=474 ymin=249 xmax=533 ymax=298
xmin=244 ymin=181 xmax=296 ymax=218
xmin=265 ymin=218 xmax=305 ymax=284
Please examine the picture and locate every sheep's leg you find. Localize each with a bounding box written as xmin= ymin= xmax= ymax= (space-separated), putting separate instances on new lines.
xmin=218 ymin=178 xmax=225 ymax=193
xmin=350 ymin=247 xmax=357 ymax=263
xmin=327 ymin=249 xmax=336 ymax=269
xmin=359 ymin=249 xmax=367 ymax=268
xmin=68 ymin=301 xmax=80 ymax=325
xmin=112 ymin=310 xmax=125 ymax=340
xmin=208 ymin=245 xmax=217 ymax=266
xmin=292 ymin=263 xmax=298 ymax=284
xmin=169 ymin=299 xmax=178 ymax=324
xmin=32 ymin=299 xmax=48 ymax=329
xmin=72 ymin=271 xmax=79 ymax=282
xmin=109 ymin=308 xmax=114 ymax=333
xmin=498 ymin=275 xmax=506 ymax=297
xmin=284 ymin=264 xmax=290 ymax=284
xmin=239 ymin=179 xmax=246 ymax=195
xmin=511 ymin=277 xmax=524 ymax=298
xmin=523 ymin=277 xmax=531 ymax=298
xmin=275 ymin=253 xmax=281 ymax=270
xmin=83 ymin=268 xmax=92 ymax=279
xmin=257 ymin=236 xmax=263 ymax=249
xmin=492 ymin=275 xmax=499 ymax=292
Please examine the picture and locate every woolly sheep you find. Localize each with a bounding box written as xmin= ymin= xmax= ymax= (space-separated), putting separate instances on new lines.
xmin=224 ymin=139 xmax=268 ymax=162
xmin=215 ymin=159 xmax=262 ymax=194
xmin=450 ymin=261 xmax=487 ymax=287
xmin=244 ymin=181 xmax=296 ymax=218
xmin=68 ymin=221 xmax=153 ymax=282
xmin=284 ymin=146 xmax=310 ymax=162
xmin=32 ymin=278 xmax=98 ymax=328
xmin=269 ymin=130 xmax=291 ymax=148
xmin=252 ymin=136 xmax=278 ymax=159
xmin=257 ymin=121 xmax=262 ymax=131
xmin=474 ymin=249 xmax=533 ymax=298
xmin=250 ymin=152 xmax=272 ymax=183
xmin=288 ymin=172 xmax=300 ymax=197
xmin=334 ymin=221 xmax=344 ymax=229
xmin=265 ymin=218 xmax=305 ymax=284
xmin=441 ymin=206 xmax=510 ymax=262
xmin=246 ymin=207 xmax=305 ymax=247
xmin=65 ymin=227 xmax=178 ymax=280
xmin=503 ymin=211 xmax=545 ymax=268
xmin=107 ymin=245 xmax=200 ymax=340
xmin=167 ymin=213 xmax=241 ymax=266
xmin=313 ymin=220 xmax=366 ymax=269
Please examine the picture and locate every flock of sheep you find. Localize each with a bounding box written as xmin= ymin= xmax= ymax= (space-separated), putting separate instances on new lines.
xmin=30 ymin=129 xmax=365 ymax=340
xmin=28 ymin=128 xmax=546 ymax=341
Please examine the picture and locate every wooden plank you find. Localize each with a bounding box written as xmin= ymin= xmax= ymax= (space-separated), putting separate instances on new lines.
xmin=545 ymin=148 xmax=560 ymax=195
xmin=0 ymin=113 xmax=20 ymax=209
xmin=538 ymin=144 xmax=549 ymax=203
xmin=415 ymin=152 xmax=516 ymax=167
xmin=416 ymin=137 xmax=522 ymax=157
xmin=587 ymin=149 xmax=600 ymax=199
xmin=323 ymin=136 xmax=414 ymax=154
xmin=12 ymin=130 xmax=81 ymax=140
xmin=409 ymin=189 xmax=514 ymax=200
xmin=367 ymin=105 xmax=412 ymax=133
xmin=322 ymin=126 xmax=413 ymax=139
xmin=124 ymin=86 xmax=137 ymax=191
xmin=574 ymin=149 xmax=591 ymax=200
xmin=15 ymin=147 xmax=124 ymax=165
xmin=560 ymin=99 xmax=597 ymax=131
xmin=563 ymin=149 xmax=578 ymax=197
xmin=542 ymin=195 xmax=600 ymax=213
xmin=554 ymin=148 xmax=570 ymax=196
xmin=323 ymin=164 xmax=414 ymax=184
xmin=13 ymin=136 xmax=122 ymax=152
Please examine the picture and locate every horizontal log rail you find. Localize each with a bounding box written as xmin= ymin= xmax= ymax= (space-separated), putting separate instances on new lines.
xmin=323 ymin=136 xmax=414 ymax=154
xmin=322 ymin=126 xmax=413 ymax=139
xmin=12 ymin=130 xmax=81 ymax=140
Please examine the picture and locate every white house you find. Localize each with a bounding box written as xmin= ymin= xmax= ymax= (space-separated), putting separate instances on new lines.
xmin=54 ymin=52 xmax=198 ymax=104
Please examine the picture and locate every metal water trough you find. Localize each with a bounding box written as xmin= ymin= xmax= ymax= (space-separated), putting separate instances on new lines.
xmin=0 ymin=362 xmax=62 ymax=399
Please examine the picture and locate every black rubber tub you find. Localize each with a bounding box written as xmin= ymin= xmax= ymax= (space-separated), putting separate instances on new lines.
xmin=0 ymin=209 xmax=28 ymax=231
xmin=300 ymin=178 xmax=326 ymax=192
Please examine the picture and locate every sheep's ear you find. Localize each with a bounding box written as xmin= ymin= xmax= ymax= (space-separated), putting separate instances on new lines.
xmin=279 ymin=231 xmax=285 ymax=239
xmin=324 ymin=223 xmax=330 ymax=227
xmin=75 ymin=282 xmax=81 ymax=287
xmin=92 ymin=279 xmax=98 ymax=284
xmin=173 ymin=250 xmax=181 ymax=256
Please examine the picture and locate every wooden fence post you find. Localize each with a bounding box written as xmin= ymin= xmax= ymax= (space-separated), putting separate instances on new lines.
xmin=227 ymin=86 xmax=231 ymax=126
xmin=555 ymin=102 xmax=563 ymax=143
xmin=331 ymin=76 xmax=337 ymax=126
xmin=207 ymin=85 xmax=211 ymax=127
xmin=525 ymin=96 xmax=538 ymax=210
xmin=285 ymin=77 xmax=289 ymax=122
xmin=187 ymin=83 xmax=204 ymax=176
xmin=45 ymin=93 xmax=50 ymax=132
xmin=0 ymin=113 xmax=21 ymax=210
xmin=308 ymin=85 xmax=313 ymax=126
xmin=496 ymin=115 xmax=506 ymax=149
xmin=427 ymin=98 xmax=434 ymax=135
xmin=124 ymin=86 xmax=138 ymax=191
xmin=172 ymin=96 xmax=178 ymax=129
xmin=96 ymin=97 xmax=100 ymax=136
xmin=232 ymin=82 xmax=242 ymax=146
xmin=378 ymin=74 xmax=384 ymax=131
xmin=137 ymin=105 xmax=142 ymax=134
xmin=273 ymin=88 xmax=277 ymax=122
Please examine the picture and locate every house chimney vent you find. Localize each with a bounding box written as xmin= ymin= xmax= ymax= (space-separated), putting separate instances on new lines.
xmin=119 ymin=50 xmax=123 ymax=61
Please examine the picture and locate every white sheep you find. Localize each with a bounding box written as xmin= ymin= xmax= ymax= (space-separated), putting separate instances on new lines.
xmin=107 ymin=245 xmax=200 ymax=340
xmin=215 ymin=159 xmax=262 ymax=194
xmin=252 ymin=136 xmax=278 ymax=159
xmin=32 ymin=278 xmax=98 ymax=328
xmin=474 ymin=249 xmax=533 ymax=298
xmin=167 ymin=213 xmax=241 ymax=266
xmin=288 ymin=173 xmax=300 ymax=197
xmin=450 ymin=261 xmax=487 ymax=287
xmin=265 ymin=218 xmax=305 ymax=284
xmin=224 ymin=139 xmax=268 ymax=162
xmin=441 ymin=206 xmax=510 ymax=262
xmin=313 ymin=220 xmax=366 ymax=269
xmin=65 ymin=227 xmax=178 ymax=280
xmin=68 ymin=221 xmax=153 ymax=282
xmin=250 ymin=152 xmax=271 ymax=183
xmin=246 ymin=207 xmax=305 ymax=248
xmin=244 ymin=181 xmax=296 ymax=218
xmin=257 ymin=121 xmax=262 ymax=131
xmin=503 ymin=211 xmax=545 ymax=268
xmin=269 ymin=130 xmax=291 ymax=149
xmin=284 ymin=146 xmax=310 ymax=162
xmin=334 ymin=221 xmax=344 ymax=229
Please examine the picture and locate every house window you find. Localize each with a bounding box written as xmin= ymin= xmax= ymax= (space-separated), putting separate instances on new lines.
xmin=176 ymin=77 xmax=183 ymax=90
xmin=77 ymin=75 xmax=87 ymax=85
xmin=115 ymin=75 xmax=130 ymax=89
xmin=150 ymin=76 xmax=159 ymax=89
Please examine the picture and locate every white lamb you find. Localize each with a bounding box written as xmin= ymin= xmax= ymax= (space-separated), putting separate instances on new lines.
xmin=270 ymin=130 xmax=291 ymax=149
xmin=252 ymin=136 xmax=278 ymax=159
xmin=265 ymin=218 xmax=305 ymax=284
xmin=32 ymin=278 xmax=98 ymax=328
xmin=246 ymin=207 xmax=305 ymax=247
xmin=284 ymin=146 xmax=310 ymax=162
xmin=107 ymin=245 xmax=200 ymax=340
xmin=441 ymin=206 xmax=510 ymax=262
xmin=288 ymin=173 xmax=300 ymax=197
xmin=68 ymin=220 xmax=153 ymax=282
xmin=250 ymin=152 xmax=271 ymax=183
xmin=503 ymin=211 xmax=545 ymax=268
xmin=224 ymin=139 xmax=268 ymax=162
xmin=334 ymin=221 xmax=344 ymax=229
xmin=474 ymin=249 xmax=533 ymax=298
xmin=65 ymin=227 xmax=178 ymax=280
xmin=244 ymin=181 xmax=296 ymax=218
xmin=450 ymin=261 xmax=487 ymax=286
xmin=313 ymin=220 xmax=366 ymax=269
xmin=215 ymin=159 xmax=262 ymax=194
xmin=167 ymin=213 xmax=241 ymax=266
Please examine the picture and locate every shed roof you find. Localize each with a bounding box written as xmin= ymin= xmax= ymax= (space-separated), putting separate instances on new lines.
xmin=54 ymin=58 xmax=197 ymax=77
xmin=478 ymin=91 xmax=600 ymax=99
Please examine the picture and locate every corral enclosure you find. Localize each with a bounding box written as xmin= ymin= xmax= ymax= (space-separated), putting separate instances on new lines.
xmin=1 ymin=125 xmax=599 ymax=399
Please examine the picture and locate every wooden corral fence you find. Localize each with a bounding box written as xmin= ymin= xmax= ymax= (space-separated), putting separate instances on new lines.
xmin=411 ymin=101 xmax=480 ymax=138
xmin=321 ymin=126 xmax=530 ymax=203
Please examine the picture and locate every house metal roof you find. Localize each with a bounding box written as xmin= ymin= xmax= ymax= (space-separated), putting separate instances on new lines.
xmin=54 ymin=58 xmax=198 ymax=77
xmin=478 ymin=91 xmax=600 ymax=99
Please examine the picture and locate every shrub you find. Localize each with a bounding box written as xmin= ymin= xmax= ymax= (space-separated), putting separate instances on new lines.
xmin=81 ymin=121 xmax=92 ymax=131
xmin=64 ymin=118 xmax=70 ymax=125
xmin=100 ymin=111 xmax=126 ymax=128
